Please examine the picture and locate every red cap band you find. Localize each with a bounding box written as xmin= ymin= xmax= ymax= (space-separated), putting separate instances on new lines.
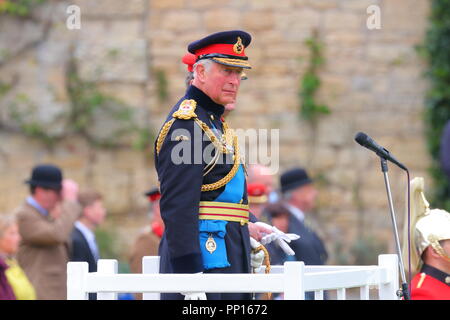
xmin=195 ymin=43 xmax=246 ymax=58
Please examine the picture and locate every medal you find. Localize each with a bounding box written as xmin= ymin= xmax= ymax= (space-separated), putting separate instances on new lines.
xmin=205 ymin=233 xmax=217 ymax=254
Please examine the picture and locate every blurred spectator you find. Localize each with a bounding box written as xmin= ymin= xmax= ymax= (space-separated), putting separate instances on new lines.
xmin=0 ymin=215 xmax=36 ymax=300
xmin=129 ymin=188 xmax=163 ymax=300
xmin=15 ymin=164 xmax=81 ymax=300
xmin=277 ymin=167 xmax=328 ymax=300
xmin=247 ymin=183 xmax=269 ymax=222
xmin=279 ymin=167 xmax=328 ymax=265
xmin=70 ymin=189 xmax=106 ymax=300
xmin=440 ymin=120 xmax=450 ymax=180
xmin=263 ymin=203 xmax=293 ymax=266
xmin=247 ymin=164 xmax=278 ymax=203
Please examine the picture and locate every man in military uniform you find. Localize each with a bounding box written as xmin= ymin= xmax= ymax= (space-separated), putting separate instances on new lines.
xmin=402 ymin=177 xmax=450 ymax=300
xmin=154 ymin=30 xmax=298 ymax=300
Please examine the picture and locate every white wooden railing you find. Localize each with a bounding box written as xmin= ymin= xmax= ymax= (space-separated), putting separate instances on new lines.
xmin=67 ymin=254 xmax=399 ymax=300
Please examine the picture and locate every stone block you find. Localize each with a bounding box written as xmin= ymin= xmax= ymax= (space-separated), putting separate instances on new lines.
xmin=71 ymin=0 xmax=145 ymax=17
xmin=204 ymin=9 xmax=241 ymax=30
xmin=243 ymin=11 xmax=275 ymax=31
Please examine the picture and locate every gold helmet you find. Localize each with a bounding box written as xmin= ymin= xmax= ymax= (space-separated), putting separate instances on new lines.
xmin=402 ymin=177 xmax=450 ymax=273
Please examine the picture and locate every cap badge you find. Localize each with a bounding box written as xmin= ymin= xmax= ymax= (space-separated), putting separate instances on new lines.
xmin=233 ymin=37 xmax=244 ymax=54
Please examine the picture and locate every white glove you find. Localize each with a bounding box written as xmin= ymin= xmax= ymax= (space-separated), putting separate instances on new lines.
xmin=250 ymin=237 xmax=265 ymax=272
xmin=181 ymin=272 xmax=207 ymax=300
xmin=255 ymin=222 xmax=300 ymax=256
xmin=182 ymin=292 xmax=207 ymax=300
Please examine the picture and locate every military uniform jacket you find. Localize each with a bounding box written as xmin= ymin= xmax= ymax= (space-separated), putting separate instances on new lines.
xmin=411 ymin=264 xmax=450 ymax=300
xmin=155 ymin=86 xmax=256 ymax=296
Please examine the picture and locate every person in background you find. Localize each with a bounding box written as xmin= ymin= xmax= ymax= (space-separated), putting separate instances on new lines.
xmin=129 ymin=188 xmax=163 ymax=300
xmin=440 ymin=120 xmax=450 ymax=180
xmin=247 ymin=164 xmax=278 ymax=204
xmin=15 ymin=164 xmax=81 ymax=300
xmin=0 ymin=215 xmax=36 ymax=300
xmin=247 ymin=183 xmax=269 ymax=222
xmin=402 ymin=177 xmax=450 ymax=300
xmin=277 ymin=167 xmax=328 ymax=300
xmin=70 ymin=189 xmax=106 ymax=300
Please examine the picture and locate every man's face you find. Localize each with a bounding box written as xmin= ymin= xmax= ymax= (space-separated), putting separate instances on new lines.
xmin=200 ymin=62 xmax=243 ymax=105
xmin=0 ymin=223 xmax=21 ymax=255
xmin=84 ymin=200 xmax=107 ymax=227
xmin=34 ymin=187 xmax=61 ymax=211
xmin=292 ymin=184 xmax=318 ymax=212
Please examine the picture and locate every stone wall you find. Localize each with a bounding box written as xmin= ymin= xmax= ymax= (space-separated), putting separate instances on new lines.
xmin=0 ymin=0 xmax=431 ymax=264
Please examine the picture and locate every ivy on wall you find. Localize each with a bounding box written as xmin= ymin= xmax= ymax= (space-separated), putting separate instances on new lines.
xmin=0 ymin=0 xmax=46 ymax=17
xmin=299 ymin=29 xmax=331 ymax=123
xmin=1 ymin=58 xmax=153 ymax=152
xmin=421 ymin=0 xmax=450 ymax=210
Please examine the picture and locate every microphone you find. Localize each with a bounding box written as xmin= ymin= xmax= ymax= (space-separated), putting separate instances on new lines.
xmin=354 ymin=132 xmax=407 ymax=170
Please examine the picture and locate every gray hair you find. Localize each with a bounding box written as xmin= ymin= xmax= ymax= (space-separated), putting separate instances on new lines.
xmin=193 ymin=59 xmax=214 ymax=79
xmin=0 ymin=215 xmax=16 ymax=239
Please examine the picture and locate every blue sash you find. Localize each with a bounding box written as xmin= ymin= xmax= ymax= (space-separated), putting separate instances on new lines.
xmin=199 ymin=165 xmax=245 ymax=269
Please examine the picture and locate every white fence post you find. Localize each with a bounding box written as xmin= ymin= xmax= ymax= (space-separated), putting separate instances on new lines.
xmin=378 ymin=254 xmax=399 ymax=300
xmin=97 ymin=259 xmax=118 ymax=300
xmin=67 ymin=262 xmax=88 ymax=300
xmin=283 ymin=261 xmax=304 ymax=300
xmin=142 ymin=256 xmax=161 ymax=300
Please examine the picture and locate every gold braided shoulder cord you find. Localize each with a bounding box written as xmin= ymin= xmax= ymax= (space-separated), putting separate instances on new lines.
xmin=156 ymin=119 xmax=176 ymax=155
xmin=194 ymin=118 xmax=242 ymax=192
xmin=157 ymin=116 xmax=242 ymax=192
xmin=201 ymin=134 xmax=241 ymax=192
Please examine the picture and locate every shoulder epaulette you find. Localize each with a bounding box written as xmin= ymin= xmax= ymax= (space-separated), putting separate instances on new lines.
xmin=172 ymin=99 xmax=197 ymax=120
xmin=156 ymin=100 xmax=198 ymax=155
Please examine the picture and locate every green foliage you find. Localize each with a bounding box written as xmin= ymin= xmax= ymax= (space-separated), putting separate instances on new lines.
xmin=95 ymin=226 xmax=122 ymax=260
xmin=155 ymin=69 xmax=169 ymax=103
xmin=421 ymin=0 xmax=450 ymax=211
xmin=350 ymin=235 xmax=387 ymax=265
xmin=0 ymin=0 xmax=46 ymax=17
xmin=299 ymin=30 xmax=331 ymax=122
xmin=1 ymin=59 xmax=153 ymax=151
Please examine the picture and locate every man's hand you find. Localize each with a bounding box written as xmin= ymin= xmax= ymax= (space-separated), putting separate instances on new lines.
xmin=254 ymin=222 xmax=300 ymax=256
xmin=61 ymin=179 xmax=79 ymax=202
xmin=250 ymin=237 xmax=265 ymax=273
xmin=248 ymin=221 xmax=273 ymax=241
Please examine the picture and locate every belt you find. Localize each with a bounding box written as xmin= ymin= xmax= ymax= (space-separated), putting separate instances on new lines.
xmin=199 ymin=201 xmax=249 ymax=225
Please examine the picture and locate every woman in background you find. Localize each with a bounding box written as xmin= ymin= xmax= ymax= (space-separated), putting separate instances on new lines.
xmin=0 ymin=215 xmax=36 ymax=300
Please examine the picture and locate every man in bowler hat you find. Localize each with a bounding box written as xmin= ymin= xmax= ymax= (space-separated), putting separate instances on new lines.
xmin=267 ymin=168 xmax=328 ymax=299
xmin=278 ymin=168 xmax=328 ymax=266
xmin=14 ymin=164 xmax=81 ymax=300
xmin=154 ymin=30 xmax=297 ymax=300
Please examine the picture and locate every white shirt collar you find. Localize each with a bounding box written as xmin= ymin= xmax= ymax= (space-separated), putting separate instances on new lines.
xmin=75 ymin=221 xmax=99 ymax=260
xmin=285 ymin=203 xmax=305 ymax=222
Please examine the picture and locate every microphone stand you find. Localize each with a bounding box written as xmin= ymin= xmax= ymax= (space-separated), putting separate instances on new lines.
xmin=380 ymin=157 xmax=410 ymax=300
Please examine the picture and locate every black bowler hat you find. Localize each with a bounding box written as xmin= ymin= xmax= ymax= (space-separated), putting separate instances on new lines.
xmin=280 ymin=168 xmax=313 ymax=194
xmin=25 ymin=164 xmax=63 ymax=190
xmin=187 ymin=30 xmax=252 ymax=69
